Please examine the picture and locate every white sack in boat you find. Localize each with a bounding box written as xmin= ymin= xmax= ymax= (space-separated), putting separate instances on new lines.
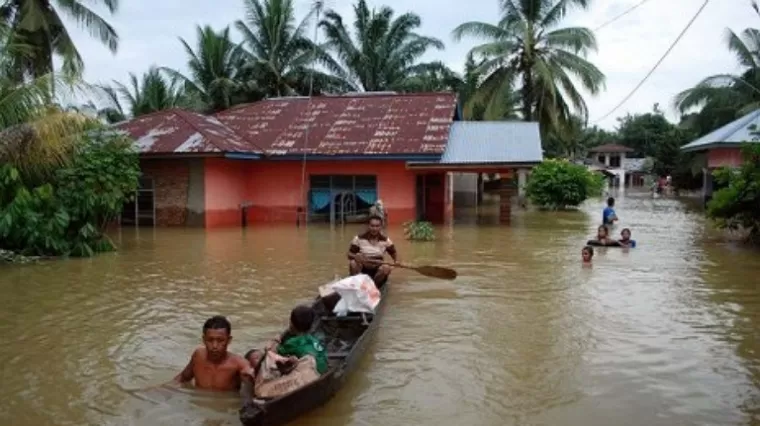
xmin=329 ymin=274 xmax=381 ymax=316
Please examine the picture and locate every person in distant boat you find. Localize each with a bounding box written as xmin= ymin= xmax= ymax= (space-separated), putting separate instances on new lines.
xmin=173 ymin=316 xmax=254 ymax=394
xmin=602 ymin=197 xmax=618 ymax=226
xmin=618 ymin=228 xmax=636 ymax=248
xmin=582 ymin=246 xmax=594 ymax=263
xmin=347 ymin=215 xmax=399 ymax=286
xmin=369 ymin=199 xmax=387 ymax=225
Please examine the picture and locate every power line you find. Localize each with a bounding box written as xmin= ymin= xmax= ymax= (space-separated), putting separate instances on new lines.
xmin=594 ymin=0 xmax=652 ymax=32
xmin=591 ymin=0 xmax=710 ymax=124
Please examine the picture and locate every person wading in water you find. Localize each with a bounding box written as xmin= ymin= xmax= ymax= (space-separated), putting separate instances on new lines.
xmin=347 ymin=215 xmax=399 ymax=287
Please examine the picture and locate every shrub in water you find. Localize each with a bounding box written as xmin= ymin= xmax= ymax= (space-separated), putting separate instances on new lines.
xmin=706 ymin=143 xmax=760 ymax=244
xmin=0 ymin=131 xmax=140 ymax=259
xmin=525 ymin=159 xmax=605 ymax=209
xmin=403 ymin=221 xmax=435 ymax=241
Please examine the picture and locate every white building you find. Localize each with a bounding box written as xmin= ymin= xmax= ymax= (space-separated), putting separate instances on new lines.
xmin=587 ymin=144 xmax=635 ymax=186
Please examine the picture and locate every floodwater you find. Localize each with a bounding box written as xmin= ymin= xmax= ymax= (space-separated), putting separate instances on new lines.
xmin=2 ymin=191 xmax=760 ymax=426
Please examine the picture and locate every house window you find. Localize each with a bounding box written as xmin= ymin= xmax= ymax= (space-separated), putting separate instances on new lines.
xmin=597 ymin=155 xmax=605 ymax=164
xmin=309 ymin=175 xmax=378 ymax=222
xmin=609 ymin=155 xmax=621 ymax=168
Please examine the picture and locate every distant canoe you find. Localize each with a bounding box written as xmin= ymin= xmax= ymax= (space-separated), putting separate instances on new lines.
xmin=586 ymin=240 xmax=636 ymax=248
xmin=239 ymin=279 xmax=388 ymax=426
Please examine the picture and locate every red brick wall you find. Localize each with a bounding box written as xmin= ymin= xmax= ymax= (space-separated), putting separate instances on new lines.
xmin=140 ymin=159 xmax=189 ymax=226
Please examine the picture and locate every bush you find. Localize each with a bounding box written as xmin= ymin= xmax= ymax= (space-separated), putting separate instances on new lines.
xmin=526 ymin=159 xmax=605 ymax=209
xmin=0 ymin=131 xmax=139 ymax=258
xmin=706 ymin=143 xmax=760 ymax=244
xmin=403 ymin=221 xmax=435 ymax=241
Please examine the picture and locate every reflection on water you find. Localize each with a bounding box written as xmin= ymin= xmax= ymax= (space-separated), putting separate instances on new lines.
xmin=2 ymin=190 xmax=760 ymax=425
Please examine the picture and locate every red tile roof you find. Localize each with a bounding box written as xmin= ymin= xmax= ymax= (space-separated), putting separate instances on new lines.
xmin=215 ymin=92 xmax=457 ymax=155
xmin=588 ymin=143 xmax=635 ymax=153
xmin=115 ymin=109 xmax=262 ymax=154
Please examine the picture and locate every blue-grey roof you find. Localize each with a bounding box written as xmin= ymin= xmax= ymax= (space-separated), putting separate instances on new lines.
xmin=437 ymin=121 xmax=543 ymax=164
xmin=681 ymin=109 xmax=760 ymax=152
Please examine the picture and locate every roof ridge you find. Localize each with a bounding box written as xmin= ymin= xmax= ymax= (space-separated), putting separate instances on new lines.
xmin=172 ymin=109 xmax=231 ymax=153
xmin=174 ymin=109 xmax=267 ymax=154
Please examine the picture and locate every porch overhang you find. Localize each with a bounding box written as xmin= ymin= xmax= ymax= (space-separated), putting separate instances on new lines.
xmin=405 ymin=161 xmax=540 ymax=172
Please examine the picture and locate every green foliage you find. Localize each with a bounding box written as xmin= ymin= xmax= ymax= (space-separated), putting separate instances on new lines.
xmin=452 ymin=0 xmax=604 ymax=134
xmin=0 ymin=132 xmax=139 ymax=259
xmin=526 ymin=159 xmax=605 ymax=209
xmin=706 ymin=143 xmax=760 ymax=243
xmin=403 ymin=221 xmax=435 ymax=241
xmin=615 ymin=105 xmax=702 ymax=189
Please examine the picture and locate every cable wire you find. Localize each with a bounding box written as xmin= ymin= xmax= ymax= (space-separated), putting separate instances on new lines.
xmin=591 ymin=0 xmax=710 ymax=124
xmin=594 ymin=0 xmax=652 ymax=32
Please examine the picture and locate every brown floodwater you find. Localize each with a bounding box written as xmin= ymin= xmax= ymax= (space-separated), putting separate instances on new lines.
xmin=2 ymin=191 xmax=760 ymax=426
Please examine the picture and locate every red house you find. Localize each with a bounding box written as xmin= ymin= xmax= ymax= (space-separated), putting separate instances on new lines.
xmin=116 ymin=92 xmax=461 ymax=228
xmin=680 ymin=108 xmax=760 ymax=202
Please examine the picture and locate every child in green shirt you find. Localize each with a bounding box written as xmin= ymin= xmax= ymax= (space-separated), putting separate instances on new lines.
xmin=276 ymin=305 xmax=328 ymax=374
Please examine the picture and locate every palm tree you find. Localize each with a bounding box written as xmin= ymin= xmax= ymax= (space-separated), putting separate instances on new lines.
xmin=0 ymin=0 xmax=119 ymax=79
xmin=674 ymin=26 xmax=760 ymax=136
xmin=235 ymin=0 xmax=349 ymax=98
xmin=163 ymin=25 xmax=259 ymax=113
xmin=110 ymin=67 xmax=189 ymax=118
xmin=319 ymin=0 xmax=446 ymax=92
xmin=452 ymin=0 xmax=605 ymax=133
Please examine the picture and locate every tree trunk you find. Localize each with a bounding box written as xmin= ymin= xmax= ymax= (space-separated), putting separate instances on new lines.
xmin=520 ymin=62 xmax=533 ymax=122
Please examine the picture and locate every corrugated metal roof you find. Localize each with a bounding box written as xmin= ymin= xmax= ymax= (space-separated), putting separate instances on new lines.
xmin=681 ymin=109 xmax=760 ymax=152
xmin=588 ymin=143 xmax=634 ymax=153
xmin=437 ymin=121 xmax=543 ymax=164
xmin=623 ymin=157 xmax=647 ymax=171
xmin=115 ymin=109 xmax=262 ymax=154
xmin=215 ymin=92 xmax=457 ymax=155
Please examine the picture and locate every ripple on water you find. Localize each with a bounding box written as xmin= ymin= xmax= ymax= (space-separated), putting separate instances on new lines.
xmin=2 ymin=195 xmax=760 ymax=426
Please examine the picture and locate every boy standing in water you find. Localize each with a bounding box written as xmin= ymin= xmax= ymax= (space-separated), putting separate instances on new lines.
xmin=602 ymin=197 xmax=618 ymax=226
xmin=582 ymin=246 xmax=594 ymax=263
xmin=173 ymin=315 xmax=255 ymax=393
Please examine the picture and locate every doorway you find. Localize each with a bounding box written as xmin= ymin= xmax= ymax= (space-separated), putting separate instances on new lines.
xmin=120 ymin=177 xmax=155 ymax=227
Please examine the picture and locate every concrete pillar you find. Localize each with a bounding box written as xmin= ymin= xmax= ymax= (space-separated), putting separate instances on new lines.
xmin=444 ymin=172 xmax=454 ymax=225
xmin=517 ymin=168 xmax=528 ymax=197
xmin=604 ymin=154 xmax=610 ymax=166
xmin=499 ymin=178 xmax=515 ymax=224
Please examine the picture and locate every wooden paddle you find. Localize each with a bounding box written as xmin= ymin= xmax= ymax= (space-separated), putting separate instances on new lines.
xmin=384 ymin=262 xmax=457 ymax=280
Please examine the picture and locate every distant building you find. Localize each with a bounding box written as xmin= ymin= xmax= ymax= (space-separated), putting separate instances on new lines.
xmin=681 ymin=109 xmax=760 ymax=202
xmin=114 ymin=93 xmax=544 ymax=228
xmin=587 ymin=143 xmax=636 ymax=186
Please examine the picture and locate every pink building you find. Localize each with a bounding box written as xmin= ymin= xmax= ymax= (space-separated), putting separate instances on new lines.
xmin=681 ymin=109 xmax=760 ymax=202
xmin=115 ymin=92 xmax=543 ymax=228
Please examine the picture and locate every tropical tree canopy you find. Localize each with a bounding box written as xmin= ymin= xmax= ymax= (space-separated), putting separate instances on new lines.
xmin=111 ymin=67 xmax=189 ymax=118
xmin=0 ymin=0 xmax=119 ymax=78
xmin=235 ymin=0 xmax=349 ymax=98
xmin=674 ymin=26 xmax=760 ymax=136
xmin=163 ymin=25 xmax=254 ymax=113
xmin=319 ymin=0 xmax=448 ymax=92
xmin=452 ymin=0 xmax=605 ymax=133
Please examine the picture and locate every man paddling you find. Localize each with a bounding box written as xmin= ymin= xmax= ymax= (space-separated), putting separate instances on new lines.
xmin=347 ymin=215 xmax=399 ymax=287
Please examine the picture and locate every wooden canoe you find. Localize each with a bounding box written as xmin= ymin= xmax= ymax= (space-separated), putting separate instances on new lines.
xmin=239 ymin=278 xmax=389 ymax=426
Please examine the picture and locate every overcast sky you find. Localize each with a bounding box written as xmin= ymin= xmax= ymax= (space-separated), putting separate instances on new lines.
xmin=67 ymin=0 xmax=755 ymax=130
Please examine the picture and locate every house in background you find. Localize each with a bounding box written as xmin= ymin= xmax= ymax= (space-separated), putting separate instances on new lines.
xmin=622 ymin=157 xmax=648 ymax=187
xmin=115 ymin=92 xmax=544 ymax=228
xmin=680 ymin=108 xmax=760 ymax=202
xmin=587 ymin=143 xmax=635 ymax=187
